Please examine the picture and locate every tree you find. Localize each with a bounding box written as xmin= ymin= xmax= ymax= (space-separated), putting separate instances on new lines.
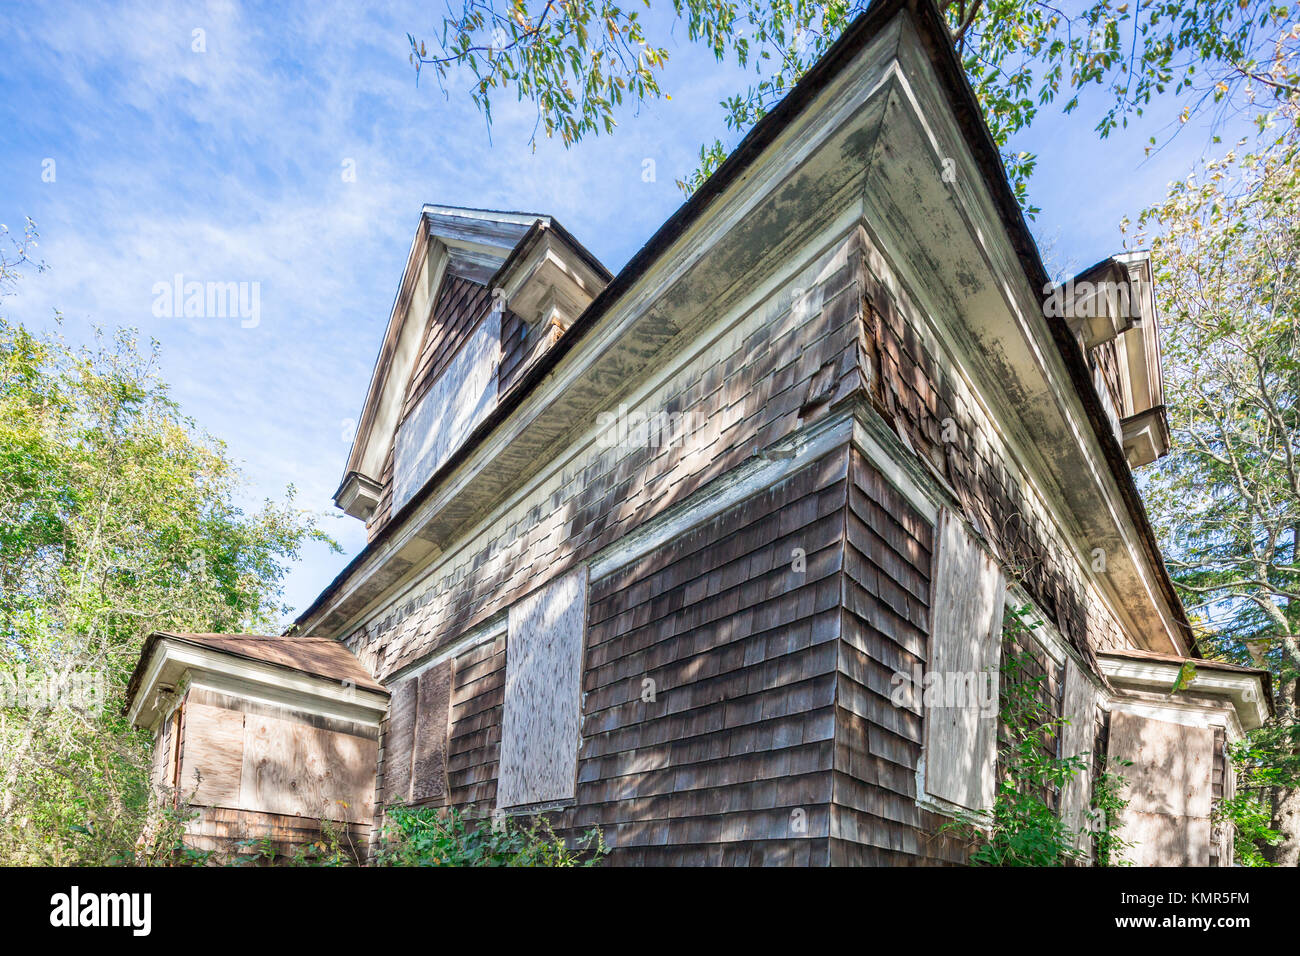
xmin=0 ymin=259 xmax=334 ymax=864
xmin=1130 ymin=113 xmax=1300 ymax=864
xmin=407 ymin=0 xmax=1300 ymax=209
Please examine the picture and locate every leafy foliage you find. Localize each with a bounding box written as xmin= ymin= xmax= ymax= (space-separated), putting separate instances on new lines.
xmin=1090 ymin=755 xmax=1133 ymax=867
xmin=1216 ymin=736 xmax=1283 ymax=865
xmin=408 ymin=1 xmax=1300 ymax=209
xmin=0 ymin=267 xmax=333 ymax=864
xmin=945 ymin=609 xmax=1130 ymax=866
xmin=376 ymin=805 xmax=607 ymax=866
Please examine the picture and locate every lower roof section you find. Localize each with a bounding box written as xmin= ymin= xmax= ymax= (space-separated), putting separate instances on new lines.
xmin=1098 ymin=647 xmax=1272 ymax=731
xmin=125 ymin=632 xmax=388 ymax=732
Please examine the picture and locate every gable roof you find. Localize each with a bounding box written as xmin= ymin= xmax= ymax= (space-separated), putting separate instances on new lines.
xmin=295 ymin=0 xmax=1192 ymax=655
xmin=126 ymin=631 xmax=386 ymax=708
xmin=335 ymin=205 xmax=608 ymax=523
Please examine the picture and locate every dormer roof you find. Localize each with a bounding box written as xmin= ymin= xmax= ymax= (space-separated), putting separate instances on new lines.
xmin=334 ymin=205 xmax=608 ymax=523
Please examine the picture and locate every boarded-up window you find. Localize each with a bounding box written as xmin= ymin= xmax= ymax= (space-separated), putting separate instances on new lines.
xmin=923 ymin=508 xmax=1006 ymax=813
xmin=1109 ymin=710 xmax=1214 ymax=866
xmin=382 ymin=677 xmax=417 ymax=807
xmin=410 ymin=660 xmax=453 ymax=804
xmin=1059 ymin=658 xmax=1099 ymax=849
xmin=498 ymin=566 xmax=588 ymax=809
xmin=239 ymin=713 xmax=376 ymax=823
xmin=385 ymin=660 xmax=455 ymax=807
xmin=392 ymin=309 xmax=501 ymax=511
xmin=173 ymin=695 xmax=377 ymax=825
xmin=182 ymin=702 xmax=246 ymax=806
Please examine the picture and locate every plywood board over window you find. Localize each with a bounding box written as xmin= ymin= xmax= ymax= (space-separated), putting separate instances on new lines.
xmin=239 ymin=713 xmax=376 ymax=823
xmin=382 ymin=677 xmax=417 ymax=807
xmin=411 ymin=660 xmax=453 ymax=804
xmin=1109 ymin=710 xmax=1214 ymax=866
xmin=391 ymin=308 xmax=501 ymax=512
xmin=181 ymin=702 xmax=245 ymax=806
xmin=922 ymin=508 xmax=1006 ymax=815
xmin=1059 ymin=658 xmax=1099 ymax=850
xmin=498 ymin=565 xmax=588 ymax=810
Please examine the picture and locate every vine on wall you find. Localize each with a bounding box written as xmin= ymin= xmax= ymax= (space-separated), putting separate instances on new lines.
xmin=944 ymin=607 xmax=1131 ymax=866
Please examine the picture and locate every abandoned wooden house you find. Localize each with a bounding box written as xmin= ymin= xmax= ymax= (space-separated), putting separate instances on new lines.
xmin=125 ymin=0 xmax=1272 ymax=866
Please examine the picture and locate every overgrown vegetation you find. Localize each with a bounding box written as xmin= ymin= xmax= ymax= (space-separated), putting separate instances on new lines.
xmin=228 ymin=815 xmax=361 ymax=867
xmin=123 ymin=803 xmax=605 ymax=867
xmin=0 ymin=249 xmax=333 ymax=864
xmin=945 ymin=608 xmax=1131 ymax=866
xmin=375 ymin=806 xmax=607 ymax=866
xmin=1215 ymin=737 xmax=1285 ymax=866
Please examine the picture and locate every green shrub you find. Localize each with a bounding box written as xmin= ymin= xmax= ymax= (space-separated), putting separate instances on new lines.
xmin=376 ymin=806 xmax=606 ymax=867
xmin=945 ymin=607 xmax=1131 ymax=866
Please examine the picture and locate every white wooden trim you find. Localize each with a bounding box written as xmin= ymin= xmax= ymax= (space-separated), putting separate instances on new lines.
xmin=1098 ymin=655 xmax=1267 ymax=733
xmin=351 ymin=238 xmax=448 ymax=486
xmin=1105 ymin=696 xmax=1242 ymax=741
xmin=186 ymin=673 xmax=385 ymax=730
xmin=128 ymin=638 xmax=389 ymax=733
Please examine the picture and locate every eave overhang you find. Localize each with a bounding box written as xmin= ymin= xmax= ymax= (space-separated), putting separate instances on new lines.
xmin=295 ymin=0 xmax=1193 ymax=658
xmin=125 ymin=633 xmax=390 ymax=733
xmin=1054 ymin=252 xmax=1170 ymax=468
xmin=1098 ymin=649 xmax=1272 ymax=732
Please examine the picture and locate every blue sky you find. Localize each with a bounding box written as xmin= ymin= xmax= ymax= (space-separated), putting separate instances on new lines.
xmin=0 ymin=1 xmax=1250 ymax=626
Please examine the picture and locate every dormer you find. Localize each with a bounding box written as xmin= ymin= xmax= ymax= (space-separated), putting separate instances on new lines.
xmin=334 ymin=206 xmax=609 ymax=537
xmin=334 ymin=206 xmax=537 ymax=524
xmin=1049 ymin=253 xmax=1170 ymax=468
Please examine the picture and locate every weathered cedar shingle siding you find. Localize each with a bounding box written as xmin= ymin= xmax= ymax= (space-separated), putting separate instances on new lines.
xmin=997 ymin=628 xmax=1066 ymax=811
xmin=858 ymin=232 xmax=1127 ymax=661
xmin=569 ymin=447 xmax=847 ymax=865
xmin=184 ymin=807 xmax=370 ymax=863
xmin=499 ymin=309 xmax=562 ymax=397
xmin=1092 ymin=339 xmax=1126 ymax=427
xmin=368 ymin=447 xmax=395 ymax=542
xmin=831 ymin=448 xmax=968 ymax=865
xmin=1210 ymin=725 xmax=1227 ymax=867
xmin=345 ymin=235 xmax=866 ymax=683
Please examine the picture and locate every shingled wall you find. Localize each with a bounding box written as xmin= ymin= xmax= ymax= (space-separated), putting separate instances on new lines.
xmin=360 ymin=227 xmax=1144 ymax=864
xmin=855 ymin=230 xmax=1129 ymax=663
